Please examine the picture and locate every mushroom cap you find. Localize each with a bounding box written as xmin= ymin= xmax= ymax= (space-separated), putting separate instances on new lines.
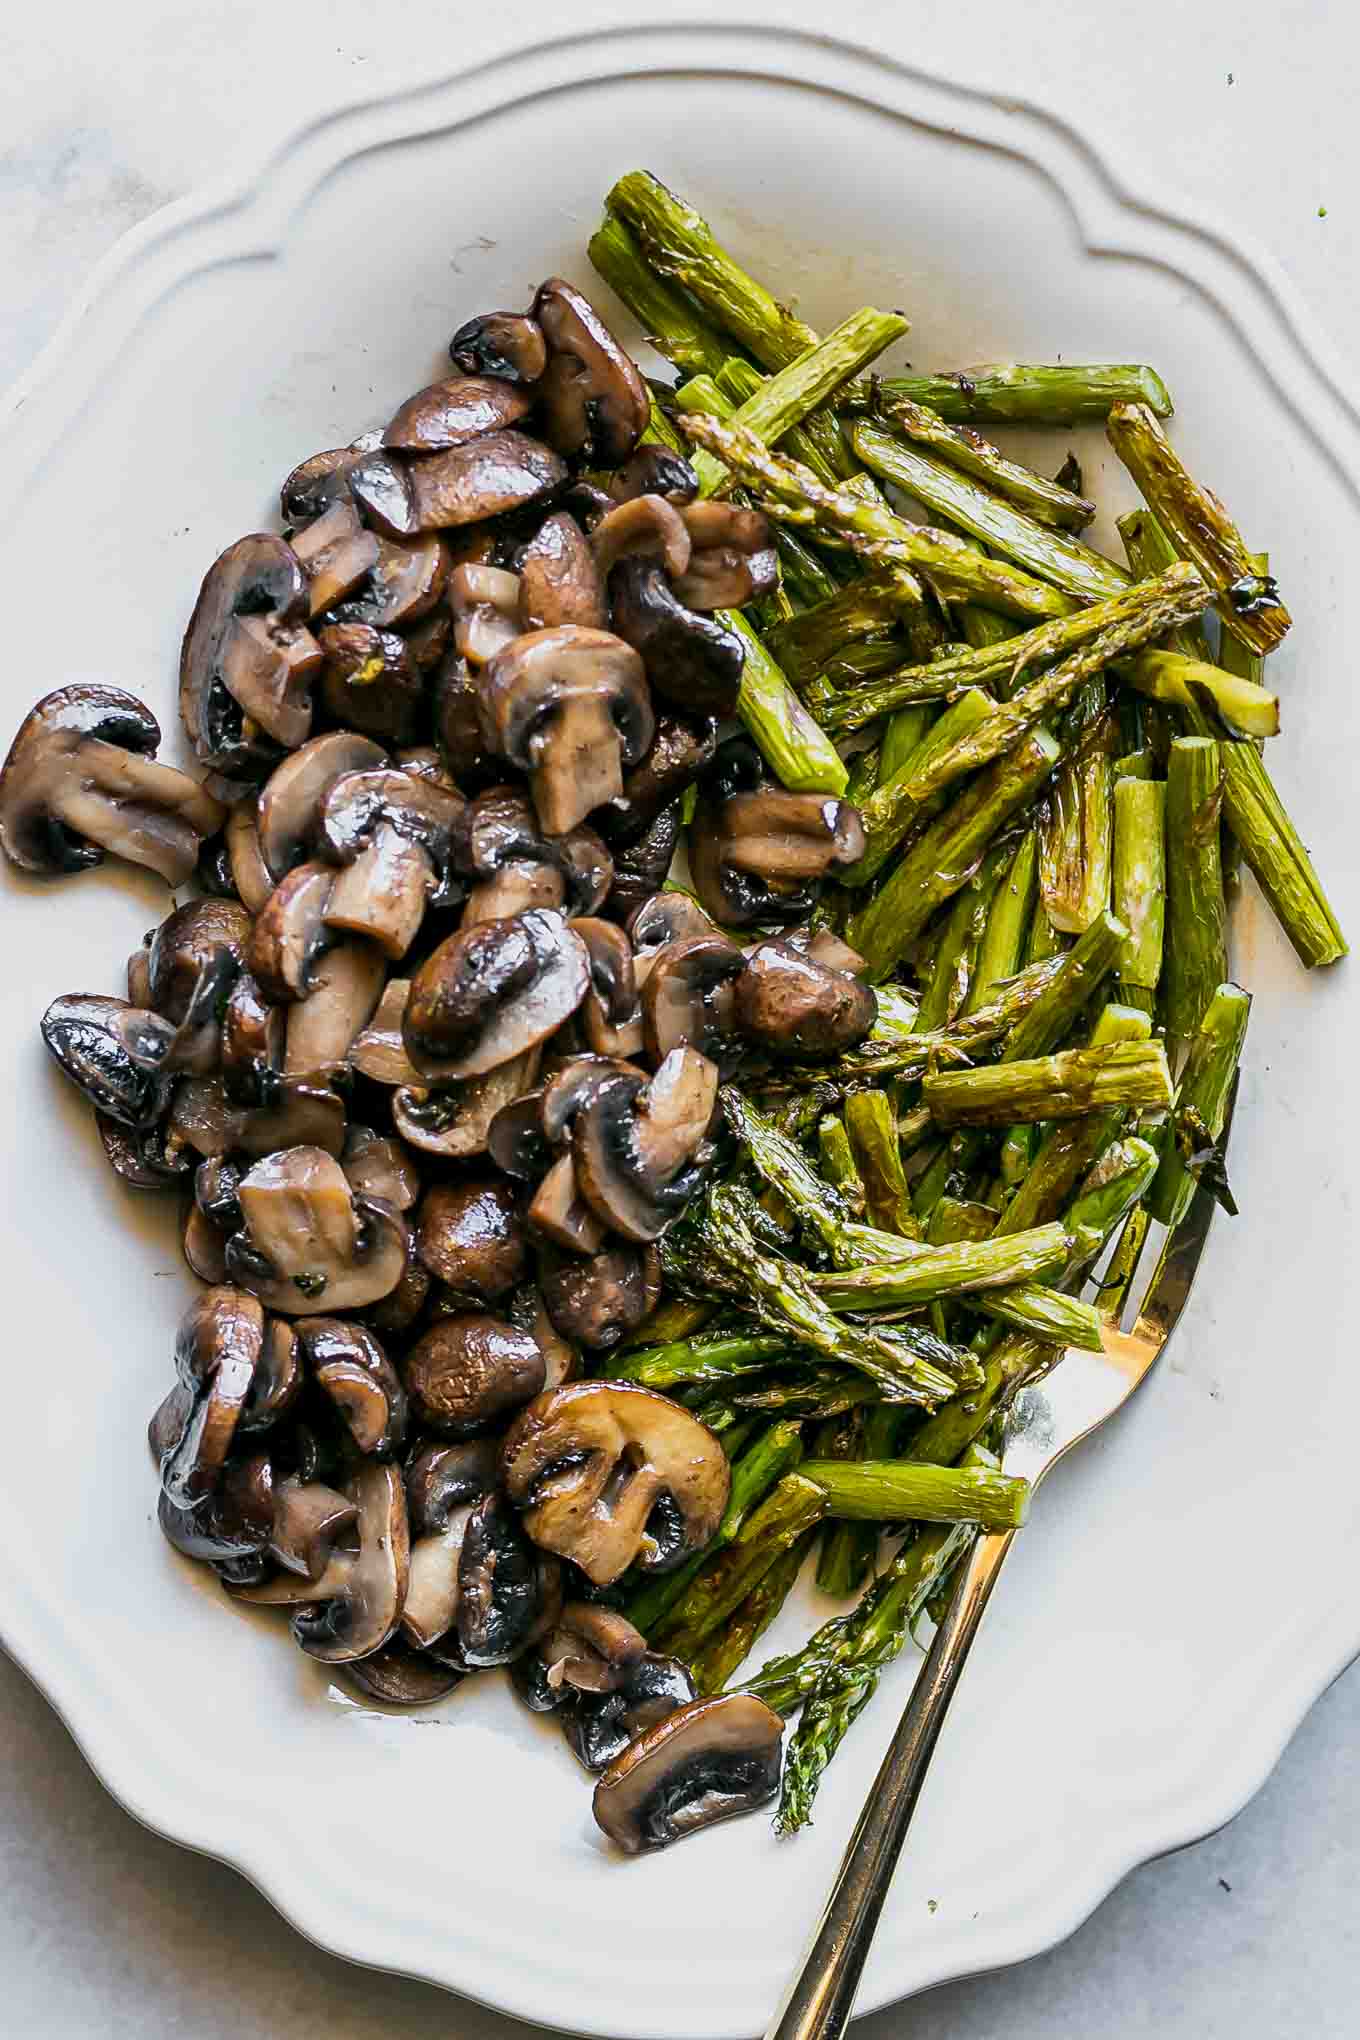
xmin=448 ymin=310 xmax=548 ymax=386
xmin=291 ymin=499 xmax=382 ymax=615
xmin=403 ymin=909 xmax=590 ymax=1081
xmin=179 ymin=535 xmax=319 ymax=782
xmin=344 ymin=1638 xmax=464 ymax=1706
xmin=247 ymin=861 xmax=336 ymax=1002
xmin=501 ymin=1380 xmax=729 ymax=1585
xmin=434 ymin=653 xmax=499 ymax=791
xmin=479 ymin=625 xmax=654 ymax=838
xmin=239 ymin=1317 xmax=303 ymax=1434
xmin=591 ymin=1693 xmax=784 ymax=1852
xmin=532 ymin=278 xmax=648 ymax=466
xmin=257 ymin=731 xmax=388 ymax=883
xmin=225 ymin=799 xmax=274 ymax=913
xmin=290 ymin=1459 xmax=410 ymax=1664
xmin=572 ymin=1049 xmax=719 ymax=1242
xmin=692 ymin=768 xmax=867 ymax=928
xmin=40 ymin=993 xmax=175 ymax=1127
xmin=97 ymin=1110 xmax=189 ymax=1186
xmin=456 ymin=1489 xmax=559 ymax=1667
xmin=340 ymin=1125 xmax=421 ymax=1211
xmin=537 ymin=1240 xmax=661 ymax=1351
xmin=267 ymin=1473 xmax=358 ymax=1579
xmin=156 ymin=1286 xmax=265 ymax=1510
xmin=515 ymin=511 xmax=607 ymax=632
xmin=403 ymin=1312 xmax=546 ymax=1436
xmin=486 ymin=1086 xmax=552 ymax=1181
xmin=733 ymin=936 xmax=878 ymax=1059
xmin=606 ymin=445 xmax=699 ymax=507
xmin=146 ymin=898 xmax=252 ymax=1021
xmin=414 ymin=1178 xmax=527 ymax=1301
xmin=317 ymin=622 xmax=429 ymax=747
xmin=229 ymin=1145 xmax=410 ymax=1315
xmin=1 ymin=684 xmax=225 ymax=884
xmin=563 ymin=1652 xmax=697 ymax=1774
xmin=279 ymin=430 xmax=383 ymax=523
xmin=403 ymin=430 xmax=567 ymax=532
xmin=331 ymin=531 xmax=450 ymax=631
xmin=538 ymin=1601 xmax=648 ymax=1697
xmin=405 ymin=1438 xmax=500 ymax=1534
xmin=300 ymin=1318 xmax=409 ymax=1459
xmin=598 ymin=714 xmax=717 ymax=849
xmin=608 ymin=559 xmax=745 ymax=717
xmin=640 ymin=934 xmax=745 ymax=1068
xmin=392 ymin=1048 xmax=540 ymax=1159
xmin=573 ymin=916 xmax=644 ymax=1056
xmin=384 ymin=374 xmax=534 ymax=452
xmin=589 ymin=494 xmax=693 ymax=582
xmin=603 ymin=805 xmax=682 ymax=927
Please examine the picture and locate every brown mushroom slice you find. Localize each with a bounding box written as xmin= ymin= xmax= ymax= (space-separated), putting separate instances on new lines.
xmin=300 ymin=1319 xmax=408 ymax=1459
xmin=340 ymin=1125 xmax=420 ymax=1211
xmin=268 ymin=1475 xmax=358 ymax=1580
xmin=248 ymin=862 xmax=335 ymax=1002
xmin=453 ymin=788 xmax=612 ymax=926
xmin=393 ymin=1047 xmax=540 ymax=1159
xmin=291 ymin=500 xmax=382 ymax=616
xmin=448 ymin=311 xmax=547 ymax=386
xmin=385 ymin=374 xmax=533 ymax=451
xmin=433 ymin=652 xmax=498 ymax=790
xmin=401 ymin=1498 xmax=476 ymax=1651
xmin=40 ymin=993 xmax=175 ymax=1127
xmin=599 ymin=714 xmax=717 ymax=850
xmin=280 ymin=430 xmax=383 ymax=523
xmin=406 ymin=1438 xmax=501 ymax=1531
xmin=183 ymin=1202 xmax=230 ymax=1282
xmin=228 ymin=1146 xmax=409 ymax=1315
xmin=508 ymin=1284 xmax=581 ymax=1391
xmin=179 ymin=536 xmax=322 ymax=780
xmin=403 ymin=909 xmax=589 ymax=1082
xmin=605 ymin=806 xmax=683 ymax=927
xmin=627 ymin=891 xmax=717 ymax=978
xmin=319 ymin=766 xmax=463 ymax=960
xmin=1 ymin=686 xmax=226 ymax=883
xmin=572 ymin=1050 xmax=718 ymax=1242
xmin=239 ymin=1316 xmax=303 ymax=1433
xmin=589 ymin=494 xmax=692 ymax=582
xmin=156 ymin=1287 xmax=265 ymax=1510
xmin=405 ymin=1312 xmax=546 ymax=1437
xmin=606 ymin=445 xmax=699 ymax=507
xmin=640 ymin=934 xmax=744 ymax=1066
xmin=608 ymin=559 xmax=745 ymax=717
xmin=233 ymin=1077 xmax=347 ymax=1159
xmin=516 ymin=511 xmax=607 ymax=631
xmin=401 ymin=429 xmax=566 ymax=532
xmin=290 ymin=1460 xmax=410 ymax=1664
xmin=798 ymin=925 xmax=870 ymax=977
xmin=532 ymin=278 xmax=648 ymax=466
xmin=479 ymin=627 xmax=653 ymax=837
xmin=449 ymin=563 xmax=524 ymax=672
xmin=541 ymin=1602 xmax=649 ymax=1697
xmin=98 ymin=1111 xmax=187 ymax=1188
xmin=733 ymin=936 xmax=878 ymax=1060
xmin=156 ymin=1452 xmax=275 ymax=1572
xmin=257 ymin=730 xmax=388 ymax=883
xmin=225 ymin=799 xmax=274 ymax=912
xmin=537 ymin=1241 xmax=660 ymax=1352
xmin=502 ymin=1380 xmax=729 ymax=1585
xmin=527 ymin=1153 xmax=608 ymax=1256
xmin=671 ymin=501 xmax=777 ymax=612
xmin=363 ymin=1239 xmax=432 ymax=1337
xmin=573 ymin=916 xmax=645 ymax=1058
xmin=486 ymin=1086 xmax=552 ymax=1181
xmin=220 ymin=972 xmax=285 ymax=1105
xmin=592 ymin=1693 xmax=784 ymax=1853
xmin=457 ymin=1489 xmax=560 ymax=1668
xmin=346 ymin=978 xmax=417 ymax=1088
xmin=692 ymin=775 xmax=867 ymax=928
xmin=334 ymin=532 xmax=451 ymax=631
xmin=147 ymin=891 xmax=250 ymax=1003
xmin=318 ymin=623 xmax=426 ymax=748
xmin=415 ymin=1179 xmax=528 ymax=1301
xmin=345 ymin=1639 xmax=464 ymax=1705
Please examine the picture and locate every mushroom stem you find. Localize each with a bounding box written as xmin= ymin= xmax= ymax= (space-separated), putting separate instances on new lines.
xmin=530 ymin=690 xmax=625 ymax=835
xmin=42 ymin=745 xmax=226 ymax=886
xmin=283 ymin=939 xmax=385 ymax=1075
xmin=324 ymin=824 xmax=433 ymax=958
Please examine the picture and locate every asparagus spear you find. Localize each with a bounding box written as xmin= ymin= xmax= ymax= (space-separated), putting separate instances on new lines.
xmin=1065 ymin=1135 xmax=1160 ymax=1248
xmin=848 ymin=729 xmax=1063 ymax=979
xmin=622 ymin=1294 xmax=717 ymax=1350
xmin=1122 ymin=650 xmax=1279 ymax=739
xmin=852 ymin=421 xmax=1129 ymax=603
xmin=1112 ymin=776 xmax=1167 ymax=1003
xmin=1097 ymin=1203 xmax=1152 ymax=1327
xmin=772 ymin=523 xmax=841 ymax=607
xmin=817 ymin=1115 xmax=866 ymax=1213
xmin=587 ymin=210 xmax=732 ymax=377
xmin=810 ymin=1224 xmax=1076 ymax=1308
xmin=1146 ymin=982 xmax=1251 ymax=1227
xmin=915 ymin=841 xmax=1012 ymax=1032
xmin=723 ymin=609 xmax=848 ymax=795
xmin=1003 ymin=906 xmax=1127 ymax=1061
xmin=676 ymin=410 xmax=1074 ymax=621
xmin=923 ymin=1039 xmax=1173 ymax=1127
xmin=611 ymin=1332 xmax=788 ymax=1390
xmin=874 ymin=391 xmax=1097 ymax=529
xmin=851 ymin=689 xmax=996 ymax=879
xmin=844 ymin=363 xmax=1174 ymax=426
xmin=1040 ymin=682 xmax=1116 ymax=933
xmin=651 ymin=1473 xmax=828 ymax=1655
xmin=1163 ymin=736 xmax=1228 ymax=1053
xmin=844 ymin=1089 xmax=920 ymax=1238
xmin=904 ymin=1336 xmax=1053 ymax=1467
xmin=689 ymin=1534 xmax=814 ymax=1695
xmin=1107 ymin=400 xmax=1289 ymax=655
xmin=878 ymin=702 xmax=937 ymax=782
xmin=715 ymin=356 xmax=850 ymax=492
xmin=767 ymin=580 xmax=912 ymax=688
xmin=801 ymin=1457 xmax=1030 ymax=1531
xmin=965 ymin=831 xmax=1040 ymax=1013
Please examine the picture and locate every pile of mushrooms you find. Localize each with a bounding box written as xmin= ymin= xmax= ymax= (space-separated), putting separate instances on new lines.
xmin=3 ymin=275 xmax=877 ymax=1852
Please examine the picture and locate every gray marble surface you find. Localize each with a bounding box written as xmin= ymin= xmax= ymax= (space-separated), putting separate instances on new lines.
xmin=2 ymin=3 xmax=1357 ymax=2032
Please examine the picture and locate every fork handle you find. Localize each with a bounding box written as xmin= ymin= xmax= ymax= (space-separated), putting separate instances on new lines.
xmin=764 ymin=1528 xmax=1016 ymax=2040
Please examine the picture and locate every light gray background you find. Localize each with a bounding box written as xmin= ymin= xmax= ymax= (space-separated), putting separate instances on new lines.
xmin=2 ymin=3 xmax=1356 ymax=2033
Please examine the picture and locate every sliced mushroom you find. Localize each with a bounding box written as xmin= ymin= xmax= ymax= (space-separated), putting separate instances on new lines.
xmin=362 ymin=1237 xmax=432 ymax=1337
xmin=290 ymin=499 xmax=382 ymax=616
xmin=641 ymin=936 xmax=745 ymax=1068
xmin=692 ymin=742 xmax=866 ymax=926
xmin=508 ymin=1283 xmax=581 ymax=1390
xmin=290 ymin=1459 xmax=409 ymax=1664
xmin=452 ymin=787 xmax=612 ymax=925
xmin=154 ymin=1287 xmax=265 ymax=1510
xmin=627 ymin=891 xmax=717 ymax=985
xmin=221 ymin=972 xmax=285 ymax=1105
xmin=147 ymin=895 xmax=250 ymax=1015
xmin=299 ymin=1319 xmax=408 ymax=1458
xmin=340 ymin=1125 xmax=420 ymax=1211
xmin=268 ymin=1473 xmax=358 ymax=1579
xmin=733 ymin=936 xmax=877 ymax=1059
xmin=608 ymin=559 xmax=745 ymax=717
xmin=449 ymin=310 xmax=547 ymax=385
xmin=183 ymin=1201 xmax=230 ymax=1281
xmin=515 ymin=510 xmax=607 ymax=632
xmin=457 ymin=1489 xmax=559 ymax=1667
xmin=793 ymin=924 xmax=870 ymax=977
xmin=346 ymin=1638 xmax=465 ymax=1705
xmin=487 ymin=1086 xmax=553 ymax=1181
xmin=598 ymin=714 xmax=717 ymax=850
xmin=537 ymin=1240 xmax=661 ymax=1351
xmin=404 ymin=1312 xmax=545 ymax=1436
xmin=592 ymin=1693 xmax=784 ymax=1852
xmin=331 ymin=532 xmax=450 ymax=631
xmin=527 ymin=1154 xmax=608 ymax=1257
xmin=564 ymin=1651 xmax=697 ymax=1773
xmin=179 ymin=536 xmax=322 ymax=780
xmin=257 ymin=730 xmax=388 ymax=884
xmin=319 ymin=764 xmax=464 ymax=959
xmin=538 ymin=1601 xmax=648 ymax=1696
xmin=349 ymin=977 xmax=420 ymax=1086
xmin=385 ymin=374 xmax=534 ymax=451
xmin=604 ymin=805 xmax=682 ymax=926
xmin=434 ymin=652 xmax=499 ymax=791
xmin=672 ymin=501 xmax=777 ymax=612
xmin=280 ymin=430 xmax=384 ymax=523
xmin=248 ymin=862 xmax=335 ymax=1002
xmin=589 ymin=494 xmax=692 ymax=582
xmin=502 ymin=1380 xmax=729 ymax=1585
xmin=41 ymin=994 xmax=175 ymax=1127
xmin=532 ymin=278 xmax=648 ymax=466
xmin=607 ymin=445 xmax=699 ymax=507
xmin=226 ymin=799 xmax=274 ymax=912
xmin=156 ymin=1450 xmax=276 ymax=1570
xmin=231 ymin=1076 xmax=347 ymax=1159
xmin=415 ymin=1179 xmax=527 ymax=1301
xmin=317 ymin=622 xmax=428 ymax=747
xmin=194 ymin=827 xmax=239 ymax=900
xmin=397 ymin=430 xmax=566 ymax=532
xmin=240 ymin=1316 xmax=303 ymax=1434
xmin=573 ymin=916 xmax=645 ymax=1058
xmin=97 ymin=1111 xmax=188 ymax=1187
xmin=393 ymin=1049 xmax=540 ymax=1159
xmin=479 ymin=627 xmax=653 ymax=837
xmin=227 ymin=1146 xmax=409 ymax=1315
xmin=402 ymin=909 xmax=589 ymax=1081
xmin=448 ymin=561 xmax=524 ymax=671
xmin=1 ymin=686 xmax=226 ymax=883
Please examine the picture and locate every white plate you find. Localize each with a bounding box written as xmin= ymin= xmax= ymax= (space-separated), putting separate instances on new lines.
xmin=1 ymin=25 xmax=1357 ymax=2039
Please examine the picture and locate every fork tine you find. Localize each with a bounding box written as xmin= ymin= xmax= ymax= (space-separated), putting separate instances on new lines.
xmin=1130 ymin=1073 xmax=1240 ymax=1348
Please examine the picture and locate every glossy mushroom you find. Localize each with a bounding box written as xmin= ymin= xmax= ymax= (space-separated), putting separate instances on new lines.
xmin=402 ymin=909 xmax=589 ymax=1081
xmin=608 ymin=558 xmax=745 ymax=717
xmin=299 ymin=1318 xmax=408 ymax=1458
xmin=415 ymin=1179 xmax=527 ymax=1302
xmin=448 ymin=310 xmax=548 ymax=386
xmin=516 ymin=511 xmax=607 ymax=632
xmin=591 ymin=1693 xmax=784 ymax=1852
xmin=532 ymin=277 xmax=648 ymax=466
xmin=226 ymin=1145 xmax=409 ymax=1315
xmin=318 ymin=763 xmax=464 ymax=959
xmin=571 ymin=1048 xmax=719 ymax=1241
xmin=256 ymin=730 xmax=388 ymax=884
xmin=403 ymin=1312 xmax=545 ymax=1436
xmin=179 ymin=535 xmax=322 ymax=782
xmin=384 ymin=374 xmax=534 ymax=452
xmin=691 ymin=739 xmax=866 ymax=927
xmin=479 ymin=626 xmax=653 ymax=837
xmin=573 ymin=917 xmax=645 ymax=1058
xmin=640 ymin=935 xmax=745 ymax=1068
xmin=290 ymin=1460 xmax=410 ymax=1664
xmin=733 ymin=935 xmax=878 ymax=1059
xmin=456 ymin=1489 xmax=559 ymax=1668
xmin=537 ymin=1240 xmax=661 ymax=1351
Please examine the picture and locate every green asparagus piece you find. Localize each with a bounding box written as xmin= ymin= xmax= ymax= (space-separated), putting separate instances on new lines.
xmin=1115 ymin=748 xmax=1156 ymax=781
xmin=853 ymin=689 xmax=996 ymax=879
xmin=714 ymin=356 xmax=848 ymax=491
xmin=587 ymin=210 xmax=732 ymax=377
xmin=767 ymin=580 xmax=911 ymax=688
xmin=689 ymin=1534 xmax=813 ymax=1695
xmin=848 ymin=730 xmax=1063 ymax=978
xmin=959 ymin=601 xmax=1024 ymax=652
xmin=1003 ymin=907 xmax=1127 ymax=1061
xmin=810 ymin=1224 xmax=1075 ymax=1309
xmin=1112 ymin=777 xmax=1167 ymax=997
xmin=1097 ymin=1202 xmax=1152 ymax=1326
xmin=994 ymin=1116 xmax=1120 ymax=1236
xmin=923 ymin=1040 xmax=1173 ymax=1127
xmin=965 ymin=831 xmax=1040 ymax=1014
xmin=878 ymin=702 xmax=937 ymax=782
xmin=611 ymin=1332 xmax=788 ymax=1390
xmin=915 ymin=841 xmax=1012 ymax=1032
xmin=816 ymin=561 xmax=1206 ymax=735
xmin=713 ymin=1371 xmax=883 ymax=1420
xmin=1123 ymin=650 xmax=1279 ymax=739
xmin=801 ymin=1458 xmax=1029 ymax=1531
xmin=1108 ymin=401 xmax=1289 ymax=655
xmin=651 ymin=1472 xmax=828 ymax=1655
xmin=904 ymin=1336 xmax=1052 ymax=1467
xmin=676 ymin=410 xmax=1073 ymax=621
xmin=817 ymin=1115 xmax=866 ymax=1214
xmin=1163 ymin=737 xmax=1228 ymax=1052
xmin=723 ymin=609 xmax=848 ymax=795
xmin=1065 ymin=1136 xmax=1160 ymax=1249
xmin=1040 ymin=681 xmax=1115 ymax=933
xmin=844 ymin=742 xmax=881 ymax=809
xmin=772 ymin=524 xmax=840 ymax=606
xmin=1146 ymin=982 xmax=1251 ymax=1227
xmin=852 ymin=421 xmax=1129 ymax=603
xmin=847 ymin=363 xmax=1174 ymax=426
xmin=875 ymin=391 xmax=1097 ymax=529
xmin=844 ymin=1089 xmax=920 ymax=1238
xmin=622 ymin=1295 xmax=717 ymax=1350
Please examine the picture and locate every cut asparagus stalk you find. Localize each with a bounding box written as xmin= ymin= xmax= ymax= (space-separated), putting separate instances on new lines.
xmin=772 ymin=524 xmax=840 ymax=606
xmin=811 ymin=1222 xmax=1075 ymax=1307
xmin=689 ymin=1534 xmax=813 ymax=1695
xmin=611 ymin=1333 xmax=788 ymax=1390
xmin=1163 ymin=736 xmax=1228 ymax=1052
xmin=964 ymin=831 xmax=1040 ymax=1014
xmin=875 ymin=391 xmax=1097 ymax=529
xmin=587 ymin=210 xmax=732 ymax=377
xmin=878 ymin=702 xmax=937 ymax=782
xmin=1107 ymin=400 xmax=1289 ymax=655
xmin=1066 ymin=1135 xmax=1160 ymax=1248
xmin=1096 ymin=1202 xmax=1152 ymax=1327
xmin=715 ymin=355 xmax=848 ymax=490
xmin=1147 ymin=981 xmax=1251 ymax=1227
xmin=915 ymin=840 xmax=1012 ymax=1033
xmin=904 ymin=1339 xmax=1052 ymax=1468
xmin=853 ymin=689 xmax=996 ymax=878
xmin=816 ymin=560 xmax=1207 ymax=734
xmin=1040 ymin=681 xmax=1116 ymax=933
xmin=650 ymin=1473 xmax=828 ymax=1655
xmin=1122 ymin=649 xmax=1279 ymax=739
xmin=1113 ymin=776 xmax=1167 ymax=999
xmin=847 ymin=731 xmax=1063 ymax=978
xmin=676 ymin=410 xmax=1073 ymax=621
xmin=767 ymin=579 xmax=913 ymax=688
xmin=622 ymin=1296 xmax=716 ymax=1350
xmin=723 ymin=609 xmax=848 ymax=795
xmin=844 ymin=363 xmax=1174 ymax=425
xmin=923 ymin=1040 xmax=1173 ymax=1127
xmin=801 ymin=1457 xmax=1030 ymax=1531
xmin=844 ymin=1088 xmax=920 ymax=1239
xmin=852 ymin=421 xmax=1129 ymax=602
xmin=1003 ymin=906 xmax=1128 ymax=1062
xmin=817 ymin=1115 xmax=866 ymax=1213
